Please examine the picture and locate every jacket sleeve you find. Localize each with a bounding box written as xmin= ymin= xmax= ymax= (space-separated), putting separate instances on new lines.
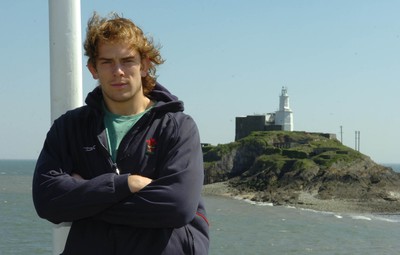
xmin=32 ymin=117 xmax=132 ymax=224
xmin=94 ymin=114 xmax=204 ymax=228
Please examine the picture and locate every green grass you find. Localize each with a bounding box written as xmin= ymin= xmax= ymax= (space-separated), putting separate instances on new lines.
xmin=204 ymin=131 xmax=364 ymax=169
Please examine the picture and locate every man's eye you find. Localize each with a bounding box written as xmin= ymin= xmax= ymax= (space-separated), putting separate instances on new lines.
xmin=100 ymin=60 xmax=112 ymax=65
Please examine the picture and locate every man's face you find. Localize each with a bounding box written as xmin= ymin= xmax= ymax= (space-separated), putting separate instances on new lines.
xmin=88 ymin=41 xmax=148 ymax=111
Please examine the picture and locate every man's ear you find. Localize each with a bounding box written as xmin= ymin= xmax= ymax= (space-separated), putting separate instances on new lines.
xmin=87 ymin=62 xmax=99 ymax=79
xmin=140 ymin=58 xmax=150 ymax=77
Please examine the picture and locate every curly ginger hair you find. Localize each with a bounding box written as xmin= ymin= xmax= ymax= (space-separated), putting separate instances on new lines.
xmin=84 ymin=12 xmax=165 ymax=95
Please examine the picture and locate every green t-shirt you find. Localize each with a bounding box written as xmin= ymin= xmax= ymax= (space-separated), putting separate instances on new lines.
xmin=103 ymin=103 xmax=154 ymax=162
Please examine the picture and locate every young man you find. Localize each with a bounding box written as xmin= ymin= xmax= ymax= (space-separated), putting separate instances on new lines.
xmin=32 ymin=13 xmax=209 ymax=255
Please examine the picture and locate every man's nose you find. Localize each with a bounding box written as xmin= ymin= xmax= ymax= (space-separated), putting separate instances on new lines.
xmin=113 ymin=63 xmax=124 ymax=76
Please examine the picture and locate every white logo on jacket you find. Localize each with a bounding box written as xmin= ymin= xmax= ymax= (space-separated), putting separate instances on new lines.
xmin=83 ymin=145 xmax=96 ymax=152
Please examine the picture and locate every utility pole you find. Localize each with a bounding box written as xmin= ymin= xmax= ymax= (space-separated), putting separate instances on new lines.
xmin=355 ymin=131 xmax=357 ymax=151
xmin=340 ymin=126 xmax=343 ymax=143
xmin=355 ymin=131 xmax=360 ymax=152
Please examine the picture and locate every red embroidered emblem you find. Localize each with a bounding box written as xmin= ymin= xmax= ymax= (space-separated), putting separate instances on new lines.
xmin=146 ymin=138 xmax=157 ymax=154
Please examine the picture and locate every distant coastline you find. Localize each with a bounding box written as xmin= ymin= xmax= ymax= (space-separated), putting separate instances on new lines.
xmin=381 ymin=163 xmax=400 ymax=172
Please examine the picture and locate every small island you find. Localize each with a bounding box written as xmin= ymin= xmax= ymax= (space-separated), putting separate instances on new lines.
xmin=202 ymin=131 xmax=400 ymax=213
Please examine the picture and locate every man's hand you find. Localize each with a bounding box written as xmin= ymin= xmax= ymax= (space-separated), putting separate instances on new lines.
xmin=72 ymin=172 xmax=152 ymax=193
xmin=71 ymin=173 xmax=84 ymax=180
xmin=128 ymin=175 xmax=152 ymax=193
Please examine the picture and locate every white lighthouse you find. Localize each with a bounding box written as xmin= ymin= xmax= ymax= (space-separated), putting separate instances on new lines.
xmin=274 ymin=87 xmax=293 ymax=131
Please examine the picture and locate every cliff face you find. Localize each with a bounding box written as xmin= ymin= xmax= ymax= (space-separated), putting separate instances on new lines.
xmin=203 ymin=131 xmax=400 ymax=208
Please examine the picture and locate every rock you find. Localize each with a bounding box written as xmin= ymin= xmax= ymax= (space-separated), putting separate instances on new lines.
xmin=203 ymin=131 xmax=400 ymax=212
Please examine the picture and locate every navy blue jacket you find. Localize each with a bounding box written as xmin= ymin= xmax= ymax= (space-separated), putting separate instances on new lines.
xmin=32 ymin=84 xmax=209 ymax=254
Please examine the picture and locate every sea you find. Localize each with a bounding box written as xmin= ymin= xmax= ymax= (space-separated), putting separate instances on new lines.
xmin=1 ymin=160 xmax=400 ymax=255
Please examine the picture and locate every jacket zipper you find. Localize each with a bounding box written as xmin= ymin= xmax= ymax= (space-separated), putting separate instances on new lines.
xmin=110 ymin=160 xmax=120 ymax=175
xmin=97 ymin=132 xmax=120 ymax=175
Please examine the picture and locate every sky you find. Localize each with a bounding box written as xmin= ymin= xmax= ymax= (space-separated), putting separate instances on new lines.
xmin=1 ymin=0 xmax=400 ymax=163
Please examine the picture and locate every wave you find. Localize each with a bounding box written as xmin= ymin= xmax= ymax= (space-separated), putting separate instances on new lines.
xmin=350 ymin=215 xmax=372 ymax=221
xmin=373 ymin=214 xmax=400 ymax=223
xmin=233 ymin=196 xmax=274 ymax=206
xmin=299 ymin=208 xmax=400 ymax=223
xmin=237 ymin=197 xmax=400 ymax=223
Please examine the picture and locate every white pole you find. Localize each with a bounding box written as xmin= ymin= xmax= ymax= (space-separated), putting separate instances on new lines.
xmin=49 ymin=0 xmax=82 ymax=123
xmin=49 ymin=0 xmax=82 ymax=254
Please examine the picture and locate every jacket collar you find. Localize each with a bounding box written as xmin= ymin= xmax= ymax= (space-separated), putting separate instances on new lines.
xmin=85 ymin=82 xmax=184 ymax=114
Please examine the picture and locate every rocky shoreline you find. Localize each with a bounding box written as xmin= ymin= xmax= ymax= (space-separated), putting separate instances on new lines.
xmin=202 ymin=181 xmax=400 ymax=214
xmin=202 ymin=132 xmax=400 ymax=214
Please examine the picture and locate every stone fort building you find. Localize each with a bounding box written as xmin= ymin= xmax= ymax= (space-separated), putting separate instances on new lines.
xmin=235 ymin=87 xmax=294 ymax=141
